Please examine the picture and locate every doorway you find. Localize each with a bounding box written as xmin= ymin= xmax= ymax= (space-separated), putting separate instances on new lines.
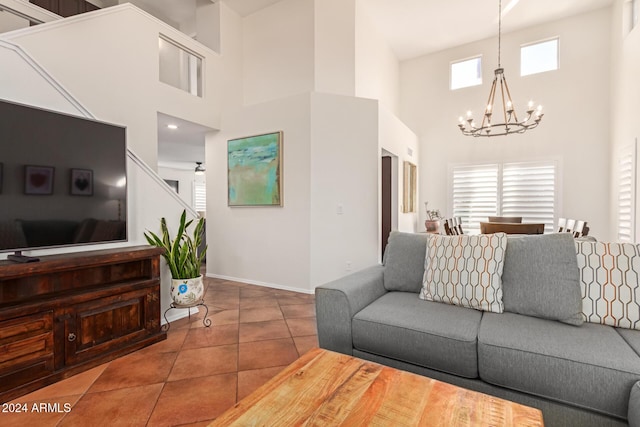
xmin=381 ymin=151 xmax=398 ymax=259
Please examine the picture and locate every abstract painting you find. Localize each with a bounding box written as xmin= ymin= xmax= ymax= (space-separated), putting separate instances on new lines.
xmin=228 ymin=131 xmax=283 ymax=206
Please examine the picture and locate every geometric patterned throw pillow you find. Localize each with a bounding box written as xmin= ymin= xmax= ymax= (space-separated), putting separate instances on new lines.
xmin=575 ymin=241 xmax=640 ymax=330
xmin=419 ymin=233 xmax=508 ymax=314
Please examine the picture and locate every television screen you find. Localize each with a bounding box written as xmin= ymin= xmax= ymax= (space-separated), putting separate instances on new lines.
xmin=0 ymin=99 xmax=127 ymax=253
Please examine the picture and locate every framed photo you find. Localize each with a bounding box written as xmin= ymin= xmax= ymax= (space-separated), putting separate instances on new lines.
xmin=25 ymin=165 xmax=54 ymax=195
xmin=70 ymin=168 xmax=93 ymax=196
xmin=228 ymin=131 xmax=283 ymax=207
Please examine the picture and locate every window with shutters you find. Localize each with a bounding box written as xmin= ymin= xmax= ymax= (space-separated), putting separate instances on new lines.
xmin=194 ymin=181 xmax=206 ymax=212
xmin=618 ymin=145 xmax=636 ymax=242
xmin=451 ymin=161 xmax=557 ymax=234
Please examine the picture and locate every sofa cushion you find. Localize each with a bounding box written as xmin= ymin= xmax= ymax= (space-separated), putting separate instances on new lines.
xmin=617 ymin=327 xmax=640 ymax=356
xmin=383 ymin=231 xmax=428 ymax=292
xmin=479 ymin=312 xmax=640 ymax=418
xmin=419 ymin=233 xmax=507 ymax=314
xmin=501 ymin=233 xmax=583 ymax=325
xmin=352 ymin=291 xmax=481 ymax=378
xmin=576 ymin=241 xmax=640 ymax=330
xmin=630 ymin=382 xmax=640 ymax=427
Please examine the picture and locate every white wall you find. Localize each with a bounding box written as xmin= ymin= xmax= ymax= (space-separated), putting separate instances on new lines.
xmin=610 ymin=1 xmax=640 ymax=241
xmin=3 ymin=4 xmax=221 ymax=168
xmin=355 ymin=0 xmax=399 ymax=115
xmin=378 ymin=107 xmax=419 ymax=235
xmin=309 ymin=93 xmax=378 ymax=286
xmin=207 ymin=93 xmax=313 ymax=292
xmin=158 ymin=166 xmax=196 ymax=207
xmin=400 ymin=8 xmax=612 ymax=240
xmin=242 ymin=0 xmax=314 ymax=105
xmin=314 ymin=0 xmax=355 ymax=96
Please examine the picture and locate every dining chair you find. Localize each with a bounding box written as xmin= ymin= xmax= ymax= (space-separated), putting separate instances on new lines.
xmin=443 ymin=217 xmax=464 ymax=235
xmin=557 ymin=217 xmax=589 ymax=237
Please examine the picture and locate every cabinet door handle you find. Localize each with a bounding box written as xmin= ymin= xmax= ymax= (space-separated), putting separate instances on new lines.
xmin=68 ymin=333 xmax=77 ymax=342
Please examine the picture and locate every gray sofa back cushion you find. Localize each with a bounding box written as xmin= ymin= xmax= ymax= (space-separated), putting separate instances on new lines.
xmin=502 ymin=232 xmax=583 ymax=325
xmin=383 ymin=231 xmax=428 ymax=292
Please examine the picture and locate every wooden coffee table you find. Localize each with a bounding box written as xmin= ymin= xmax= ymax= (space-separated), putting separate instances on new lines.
xmin=210 ymin=348 xmax=543 ymax=426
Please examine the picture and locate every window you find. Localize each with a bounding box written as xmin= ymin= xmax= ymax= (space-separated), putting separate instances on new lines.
xmin=618 ymin=144 xmax=636 ymax=242
xmin=633 ymin=0 xmax=639 ymax=30
xmin=520 ymin=38 xmax=558 ymax=76
xmin=194 ymin=181 xmax=206 ymax=212
xmin=450 ymin=56 xmax=482 ymax=90
xmin=451 ymin=161 xmax=557 ymax=234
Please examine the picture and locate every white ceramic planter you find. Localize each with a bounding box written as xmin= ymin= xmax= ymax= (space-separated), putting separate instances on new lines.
xmin=170 ymin=275 xmax=204 ymax=306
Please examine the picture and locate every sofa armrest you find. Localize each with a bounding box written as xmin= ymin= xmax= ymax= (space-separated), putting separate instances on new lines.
xmin=315 ymin=265 xmax=387 ymax=355
xmin=630 ymin=381 xmax=640 ymax=427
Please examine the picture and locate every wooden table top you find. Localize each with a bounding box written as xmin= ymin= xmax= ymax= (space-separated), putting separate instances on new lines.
xmin=210 ymin=348 xmax=544 ymax=426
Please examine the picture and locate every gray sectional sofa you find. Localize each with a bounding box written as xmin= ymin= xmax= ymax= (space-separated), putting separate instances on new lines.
xmin=316 ymin=231 xmax=640 ymax=427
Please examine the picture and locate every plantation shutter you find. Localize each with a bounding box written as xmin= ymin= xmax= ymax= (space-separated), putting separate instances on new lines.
xmin=502 ymin=162 xmax=557 ymax=233
xmin=618 ymin=145 xmax=636 ymax=242
xmin=451 ymin=164 xmax=499 ymax=235
xmin=194 ymin=181 xmax=206 ymax=212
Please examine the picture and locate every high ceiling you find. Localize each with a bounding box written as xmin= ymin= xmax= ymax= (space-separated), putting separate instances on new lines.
xmin=150 ymin=0 xmax=613 ymax=165
xmin=362 ymin=0 xmax=613 ymax=60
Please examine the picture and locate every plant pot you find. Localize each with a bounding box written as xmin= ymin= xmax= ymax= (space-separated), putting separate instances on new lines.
xmin=425 ymin=219 xmax=440 ymax=234
xmin=170 ymin=275 xmax=204 ymax=306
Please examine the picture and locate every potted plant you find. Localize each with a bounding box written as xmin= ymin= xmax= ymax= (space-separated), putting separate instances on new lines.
xmin=144 ymin=209 xmax=207 ymax=306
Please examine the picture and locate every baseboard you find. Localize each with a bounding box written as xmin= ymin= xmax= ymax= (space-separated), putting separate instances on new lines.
xmin=206 ymin=273 xmax=314 ymax=295
xmin=161 ymin=306 xmax=200 ymax=325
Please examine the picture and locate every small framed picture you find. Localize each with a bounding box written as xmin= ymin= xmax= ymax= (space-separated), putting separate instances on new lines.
xmin=25 ymin=165 xmax=54 ymax=195
xmin=70 ymin=168 xmax=93 ymax=196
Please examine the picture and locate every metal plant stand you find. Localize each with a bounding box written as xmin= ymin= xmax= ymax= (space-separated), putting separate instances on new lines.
xmin=162 ymin=299 xmax=211 ymax=331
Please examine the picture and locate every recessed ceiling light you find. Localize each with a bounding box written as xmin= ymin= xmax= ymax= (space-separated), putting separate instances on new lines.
xmin=167 ymin=124 xmax=178 ymax=130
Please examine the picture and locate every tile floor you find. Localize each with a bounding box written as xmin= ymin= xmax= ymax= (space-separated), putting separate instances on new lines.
xmin=2 ymin=277 xmax=319 ymax=427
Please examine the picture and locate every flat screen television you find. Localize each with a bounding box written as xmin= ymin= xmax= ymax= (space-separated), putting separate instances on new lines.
xmin=0 ymin=99 xmax=127 ymax=257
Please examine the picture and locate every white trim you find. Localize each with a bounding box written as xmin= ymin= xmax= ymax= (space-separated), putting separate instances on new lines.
xmin=0 ymin=40 xmax=93 ymax=118
xmin=206 ymin=273 xmax=315 ymax=295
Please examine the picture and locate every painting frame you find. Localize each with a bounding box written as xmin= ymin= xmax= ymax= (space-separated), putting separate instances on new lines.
xmin=402 ymin=161 xmax=417 ymax=213
xmin=227 ymin=131 xmax=283 ymax=207
xmin=25 ymin=165 xmax=55 ymax=195
xmin=70 ymin=168 xmax=93 ymax=196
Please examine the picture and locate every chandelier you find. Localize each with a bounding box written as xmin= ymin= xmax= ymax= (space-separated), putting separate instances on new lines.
xmin=458 ymin=0 xmax=544 ymax=137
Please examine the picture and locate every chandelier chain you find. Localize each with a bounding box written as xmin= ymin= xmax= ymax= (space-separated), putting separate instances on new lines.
xmin=497 ymin=0 xmax=502 ymax=67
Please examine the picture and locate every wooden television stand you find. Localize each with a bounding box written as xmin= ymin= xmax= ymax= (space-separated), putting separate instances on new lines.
xmin=0 ymin=246 xmax=166 ymax=403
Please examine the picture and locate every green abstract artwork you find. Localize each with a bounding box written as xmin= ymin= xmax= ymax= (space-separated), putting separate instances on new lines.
xmin=228 ymin=131 xmax=282 ymax=206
